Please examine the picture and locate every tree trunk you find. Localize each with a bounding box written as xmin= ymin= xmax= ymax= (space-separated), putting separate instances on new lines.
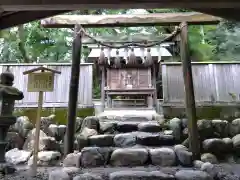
xmin=18 ymin=25 xmax=31 ymax=63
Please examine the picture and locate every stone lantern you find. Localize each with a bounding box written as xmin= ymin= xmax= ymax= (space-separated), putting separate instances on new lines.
xmin=0 ymin=68 xmax=23 ymax=174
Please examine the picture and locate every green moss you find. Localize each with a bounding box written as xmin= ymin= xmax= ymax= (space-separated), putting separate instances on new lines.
xmin=14 ymin=107 xmax=94 ymax=125
xmin=163 ymin=105 xmax=240 ymax=120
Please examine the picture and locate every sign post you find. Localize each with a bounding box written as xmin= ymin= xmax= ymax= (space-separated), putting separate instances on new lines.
xmin=23 ymin=66 xmax=61 ymax=176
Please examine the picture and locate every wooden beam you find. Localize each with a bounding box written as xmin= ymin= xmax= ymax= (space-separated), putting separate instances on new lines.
xmin=81 ymin=34 xmax=173 ymax=44
xmin=0 ymin=10 xmax=68 ymax=30
xmin=2 ymin=0 xmax=240 ymax=11
xmin=65 ymin=25 xmax=82 ymax=155
xmin=180 ymin=22 xmax=200 ymax=160
xmin=41 ymin=12 xmax=221 ymax=28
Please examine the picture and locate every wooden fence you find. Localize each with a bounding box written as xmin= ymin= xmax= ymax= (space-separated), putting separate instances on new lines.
xmin=161 ymin=62 xmax=240 ymax=105
xmin=1 ymin=63 xmax=93 ymax=108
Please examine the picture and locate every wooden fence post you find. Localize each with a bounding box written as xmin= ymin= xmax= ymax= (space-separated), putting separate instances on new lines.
xmin=180 ymin=22 xmax=200 ymax=160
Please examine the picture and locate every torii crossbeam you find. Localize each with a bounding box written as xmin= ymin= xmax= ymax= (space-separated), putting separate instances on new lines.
xmin=41 ymin=12 xmax=221 ymax=28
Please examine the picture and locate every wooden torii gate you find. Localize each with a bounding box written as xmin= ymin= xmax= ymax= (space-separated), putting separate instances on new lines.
xmin=41 ymin=12 xmax=221 ymax=159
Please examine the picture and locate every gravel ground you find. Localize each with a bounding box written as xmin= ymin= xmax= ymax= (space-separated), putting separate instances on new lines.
xmin=1 ymin=164 xmax=240 ymax=180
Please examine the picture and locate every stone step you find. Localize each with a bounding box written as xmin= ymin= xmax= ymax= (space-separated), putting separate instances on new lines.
xmin=97 ymin=109 xmax=159 ymax=121
xmin=64 ymin=145 xmax=193 ymax=168
xmin=99 ymin=121 xmax=165 ymax=133
xmin=77 ymin=131 xmax=176 ymax=150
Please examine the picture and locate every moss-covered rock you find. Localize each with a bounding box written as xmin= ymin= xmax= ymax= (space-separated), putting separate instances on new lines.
xmin=14 ymin=107 xmax=94 ymax=125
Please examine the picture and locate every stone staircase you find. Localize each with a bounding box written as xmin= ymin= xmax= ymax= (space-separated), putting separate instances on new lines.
xmin=54 ymin=116 xmax=233 ymax=180
xmin=6 ymin=115 xmax=240 ymax=180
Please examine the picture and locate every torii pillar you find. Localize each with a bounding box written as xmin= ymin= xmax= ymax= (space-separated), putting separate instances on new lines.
xmin=180 ymin=22 xmax=200 ymax=160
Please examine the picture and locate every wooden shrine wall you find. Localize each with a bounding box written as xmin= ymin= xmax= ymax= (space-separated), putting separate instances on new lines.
xmin=0 ymin=63 xmax=93 ymax=108
xmin=106 ymin=68 xmax=152 ymax=90
xmin=162 ymin=62 xmax=240 ymax=104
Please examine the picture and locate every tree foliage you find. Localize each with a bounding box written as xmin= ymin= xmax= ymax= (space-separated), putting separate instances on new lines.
xmin=0 ymin=9 xmax=240 ymax=64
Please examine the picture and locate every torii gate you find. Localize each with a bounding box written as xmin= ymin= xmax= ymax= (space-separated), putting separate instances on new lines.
xmin=41 ymin=12 xmax=221 ymax=160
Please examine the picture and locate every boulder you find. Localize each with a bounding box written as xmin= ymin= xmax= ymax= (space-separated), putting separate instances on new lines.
xmin=73 ymin=173 xmax=103 ymax=180
xmin=58 ymin=125 xmax=67 ymax=140
xmin=22 ymin=128 xmax=48 ymax=152
xmin=216 ymin=171 xmax=240 ymax=180
xmin=5 ymin=148 xmax=31 ymax=165
xmin=201 ymin=162 xmax=214 ymax=171
xmin=80 ymin=127 xmax=98 ymax=138
xmin=109 ymin=171 xmax=175 ymax=180
xmin=76 ymin=135 xmax=89 ymax=151
xmin=197 ymin=120 xmax=214 ymax=139
xmin=222 ymin=137 xmax=233 ymax=153
xmin=40 ymin=114 xmax=55 ymax=134
xmin=230 ymin=118 xmax=240 ymax=136
xmin=48 ymin=124 xmax=66 ymax=142
xmin=89 ymin=134 xmax=114 ymax=147
xmin=154 ymin=114 xmax=166 ymax=126
xmin=174 ymin=144 xmax=188 ymax=151
xmin=232 ymin=134 xmax=240 ymax=156
xmin=175 ymin=170 xmax=213 ymax=180
xmin=75 ymin=117 xmax=83 ymax=133
xmin=137 ymin=122 xmax=161 ymax=133
xmin=11 ymin=116 xmax=33 ymax=138
xmin=159 ymin=134 xmax=175 ymax=145
xmin=136 ymin=132 xmax=161 ymax=146
xmin=114 ymin=133 xmax=136 ymax=147
xmin=62 ymin=167 xmax=81 ymax=178
xmin=6 ymin=132 xmax=24 ymax=151
xmin=174 ymin=145 xmax=193 ymax=167
xmin=48 ymin=124 xmax=58 ymax=137
xmin=202 ymin=138 xmax=227 ymax=157
xmin=0 ymin=163 xmax=16 ymax=175
xmin=201 ymin=162 xmax=217 ymax=178
xmin=211 ymin=120 xmax=229 ymax=138
xmin=201 ymin=153 xmax=218 ymax=164
xmin=28 ymin=151 xmax=61 ymax=166
xmin=193 ymin=160 xmax=204 ymax=169
xmin=110 ymin=148 xmax=148 ymax=166
xmin=169 ymin=117 xmax=182 ymax=142
xmin=224 ymin=155 xmax=236 ymax=163
xmin=80 ymin=116 xmax=100 ymax=132
xmin=40 ymin=136 xmax=61 ymax=152
xmin=116 ymin=122 xmax=138 ymax=133
xmin=100 ymin=122 xmax=117 ymax=134
xmin=149 ymin=148 xmax=176 ymax=166
xmin=49 ymin=170 xmax=70 ymax=180
xmin=201 ymin=162 xmax=240 ymax=180
xmin=80 ymin=147 xmax=112 ymax=167
xmin=63 ymin=152 xmax=81 ymax=167
xmin=164 ymin=130 xmax=173 ymax=135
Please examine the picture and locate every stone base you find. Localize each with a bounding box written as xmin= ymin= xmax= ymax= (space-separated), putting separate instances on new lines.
xmin=97 ymin=108 xmax=159 ymax=121
xmin=0 ymin=163 xmax=16 ymax=175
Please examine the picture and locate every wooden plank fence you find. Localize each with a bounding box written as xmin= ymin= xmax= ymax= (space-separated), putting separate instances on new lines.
xmin=1 ymin=63 xmax=93 ymax=108
xmin=162 ymin=62 xmax=240 ymax=105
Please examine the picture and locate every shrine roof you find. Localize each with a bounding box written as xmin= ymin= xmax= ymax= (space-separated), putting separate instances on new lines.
xmin=87 ymin=46 xmax=172 ymax=63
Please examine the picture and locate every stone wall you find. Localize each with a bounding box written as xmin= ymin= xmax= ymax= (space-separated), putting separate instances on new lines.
xmin=163 ymin=105 xmax=240 ymax=120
